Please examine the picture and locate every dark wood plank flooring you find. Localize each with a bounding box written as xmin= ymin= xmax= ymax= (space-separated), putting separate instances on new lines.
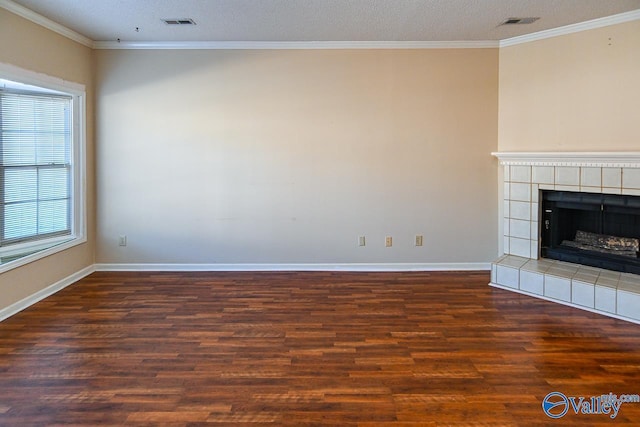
xmin=0 ymin=271 xmax=639 ymax=426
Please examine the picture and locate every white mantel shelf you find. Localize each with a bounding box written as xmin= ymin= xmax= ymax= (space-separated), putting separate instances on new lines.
xmin=492 ymin=152 xmax=640 ymax=168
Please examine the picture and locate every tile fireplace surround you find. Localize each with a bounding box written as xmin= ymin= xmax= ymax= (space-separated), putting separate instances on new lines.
xmin=490 ymin=152 xmax=640 ymax=324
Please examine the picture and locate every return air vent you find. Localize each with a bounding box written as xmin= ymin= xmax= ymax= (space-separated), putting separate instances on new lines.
xmin=501 ymin=17 xmax=540 ymax=25
xmin=162 ymin=18 xmax=196 ymax=25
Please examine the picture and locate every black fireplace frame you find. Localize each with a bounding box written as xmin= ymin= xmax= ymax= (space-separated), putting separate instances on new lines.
xmin=540 ymin=190 xmax=640 ymax=274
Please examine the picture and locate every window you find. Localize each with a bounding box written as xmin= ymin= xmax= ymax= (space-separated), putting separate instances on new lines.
xmin=0 ymin=63 xmax=85 ymax=271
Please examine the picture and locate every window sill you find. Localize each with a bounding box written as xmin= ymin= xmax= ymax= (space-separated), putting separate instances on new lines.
xmin=0 ymin=235 xmax=86 ymax=274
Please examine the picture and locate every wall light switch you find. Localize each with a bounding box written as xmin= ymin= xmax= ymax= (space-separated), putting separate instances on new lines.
xmin=385 ymin=236 xmax=392 ymax=247
xmin=119 ymin=235 xmax=127 ymax=246
xmin=358 ymin=236 xmax=366 ymax=246
xmin=415 ymin=235 xmax=423 ymax=246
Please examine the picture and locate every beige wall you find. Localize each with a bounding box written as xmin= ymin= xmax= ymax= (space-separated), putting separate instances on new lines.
xmin=499 ymin=20 xmax=640 ymax=151
xmin=5 ymin=0 xmax=635 ymax=312
xmin=95 ymin=49 xmax=499 ymax=265
xmin=0 ymin=2 xmax=636 ymax=315
xmin=0 ymin=9 xmax=95 ymax=309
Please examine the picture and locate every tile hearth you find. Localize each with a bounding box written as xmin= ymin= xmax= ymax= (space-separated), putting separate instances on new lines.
xmin=491 ymin=255 xmax=640 ymax=323
xmin=491 ymin=152 xmax=640 ymax=324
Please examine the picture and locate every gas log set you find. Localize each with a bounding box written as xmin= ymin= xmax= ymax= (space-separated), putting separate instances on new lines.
xmin=561 ymin=230 xmax=639 ymax=258
xmin=541 ymin=190 xmax=640 ymax=274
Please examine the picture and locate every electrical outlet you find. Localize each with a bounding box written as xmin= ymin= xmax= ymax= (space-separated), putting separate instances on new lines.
xmin=118 ymin=235 xmax=127 ymax=246
xmin=385 ymin=236 xmax=392 ymax=247
xmin=415 ymin=235 xmax=423 ymax=246
xmin=358 ymin=236 xmax=366 ymax=246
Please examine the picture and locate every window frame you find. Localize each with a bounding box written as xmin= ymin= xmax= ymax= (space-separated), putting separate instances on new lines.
xmin=0 ymin=62 xmax=86 ymax=273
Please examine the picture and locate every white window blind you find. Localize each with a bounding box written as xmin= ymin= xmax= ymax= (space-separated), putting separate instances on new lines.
xmin=0 ymin=89 xmax=72 ymax=246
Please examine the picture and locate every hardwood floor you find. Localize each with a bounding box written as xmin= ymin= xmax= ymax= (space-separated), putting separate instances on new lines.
xmin=0 ymin=271 xmax=639 ymax=426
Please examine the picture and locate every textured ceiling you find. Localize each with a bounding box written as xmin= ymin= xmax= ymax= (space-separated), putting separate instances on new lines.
xmin=7 ymin=0 xmax=640 ymax=43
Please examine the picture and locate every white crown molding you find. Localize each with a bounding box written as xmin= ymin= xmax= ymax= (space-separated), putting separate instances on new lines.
xmin=94 ymin=262 xmax=491 ymax=272
xmin=3 ymin=0 xmax=638 ymax=51
xmin=492 ymin=152 xmax=640 ymax=168
xmin=92 ymin=40 xmax=499 ymax=50
xmin=500 ymin=9 xmax=640 ymax=47
xmin=0 ymin=0 xmax=93 ymax=48
xmin=0 ymin=265 xmax=95 ymax=322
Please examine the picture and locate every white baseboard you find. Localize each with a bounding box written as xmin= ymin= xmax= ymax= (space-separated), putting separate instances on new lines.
xmin=0 ymin=264 xmax=95 ymax=322
xmin=94 ymin=262 xmax=491 ymax=272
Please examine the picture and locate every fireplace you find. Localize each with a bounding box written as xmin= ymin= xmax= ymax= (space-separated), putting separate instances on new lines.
xmin=540 ymin=190 xmax=640 ymax=274
xmin=490 ymin=152 xmax=640 ymax=324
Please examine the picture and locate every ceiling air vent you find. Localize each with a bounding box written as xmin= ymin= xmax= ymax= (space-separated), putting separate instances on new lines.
xmin=162 ymin=18 xmax=196 ymax=25
xmin=501 ymin=17 xmax=539 ymax=25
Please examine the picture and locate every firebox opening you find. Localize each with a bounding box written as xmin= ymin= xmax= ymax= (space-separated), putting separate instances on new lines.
xmin=540 ymin=190 xmax=640 ymax=274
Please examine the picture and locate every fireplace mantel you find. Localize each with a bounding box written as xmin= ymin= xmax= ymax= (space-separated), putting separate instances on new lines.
xmin=492 ymin=152 xmax=640 ymax=168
